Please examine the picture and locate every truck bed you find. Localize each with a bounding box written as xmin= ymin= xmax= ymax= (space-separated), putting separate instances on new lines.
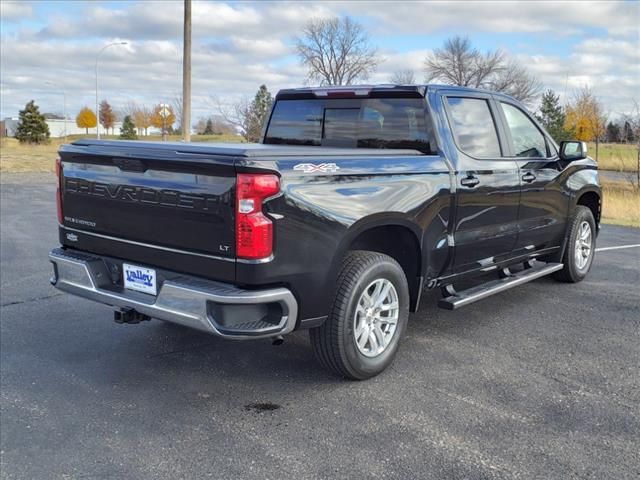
xmin=70 ymin=139 xmax=425 ymax=157
xmin=57 ymin=140 xmax=426 ymax=286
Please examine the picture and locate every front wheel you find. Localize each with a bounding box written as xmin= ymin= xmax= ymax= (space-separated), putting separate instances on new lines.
xmin=554 ymin=206 xmax=596 ymax=283
xmin=310 ymin=251 xmax=410 ymax=380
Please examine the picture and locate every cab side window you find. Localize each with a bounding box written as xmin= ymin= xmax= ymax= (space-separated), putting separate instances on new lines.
xmin=446 ymin=97 xmax=502 ymax=158
xmin=501 ymin=103 xmax=548 ymax=158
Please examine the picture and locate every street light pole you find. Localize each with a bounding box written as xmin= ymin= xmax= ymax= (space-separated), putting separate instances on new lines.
xmin=63 ymin=90 xmax=67 ymax=141
xmin=95 ymin=41 xmax=127 ymax=139
xmin=45 ymin=81 xmax=67 ymax=142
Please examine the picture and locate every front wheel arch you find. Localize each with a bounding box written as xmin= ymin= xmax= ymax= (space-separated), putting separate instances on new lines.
xmin=576 ymin=190 xmax=601 ymax=230
xmin=554 ymin=205 xmax=596 ymax=283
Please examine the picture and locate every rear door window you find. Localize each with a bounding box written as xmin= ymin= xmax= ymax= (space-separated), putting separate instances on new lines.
xmin=500 ymin=103 xmax=548 ymax=158
xmin=446 ymin=97 xmax=501 ymax=158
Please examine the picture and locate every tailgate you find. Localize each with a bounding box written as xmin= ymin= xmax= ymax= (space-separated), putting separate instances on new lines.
xmin=59 ymin=142 xmax=236 ymax=260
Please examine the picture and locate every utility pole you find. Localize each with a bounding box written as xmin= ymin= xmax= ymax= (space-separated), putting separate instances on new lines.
xmin=182 ymin=0 xmax=192 ymax=142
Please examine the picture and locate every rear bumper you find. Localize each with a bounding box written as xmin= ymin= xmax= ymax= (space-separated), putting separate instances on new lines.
xmin=49 ymin=248 xmax=298 ymax=340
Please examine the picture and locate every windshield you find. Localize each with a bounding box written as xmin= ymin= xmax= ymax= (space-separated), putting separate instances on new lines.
xmin=264 ymin=98 xmax=436 ymax=154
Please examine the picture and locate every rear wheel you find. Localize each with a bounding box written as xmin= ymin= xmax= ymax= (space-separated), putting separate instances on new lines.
xmin=554 ymin=206 xmax=596 ymax=282
xmin=310 ymin=251 xmax=410 ymax=380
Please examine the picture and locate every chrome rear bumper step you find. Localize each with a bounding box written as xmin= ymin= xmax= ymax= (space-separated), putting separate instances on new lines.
xmin=49 ymin=248 xmax=298 ymax=339
xmin=438 ymin=261 xmax=563 ymax=310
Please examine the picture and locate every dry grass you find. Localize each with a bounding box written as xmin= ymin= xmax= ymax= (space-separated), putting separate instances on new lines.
xmin=589 ymin=142 xmax=639 ymax=173
xmin=601 ymin=180 xmax=640 ymax=228
xmin=0 ymin=134 xmax=243 ymax=173
xmin=1 ymin=136 xmax=638 ymax=228
xmin=0 ymin=138 xmax=63 ymax=173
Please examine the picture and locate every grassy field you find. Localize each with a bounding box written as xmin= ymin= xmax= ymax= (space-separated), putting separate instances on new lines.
xmin=0 ymin=134 xmax=243 ymax=173
xmin=588 ymin=142 xmax=639 ymax=172
xmin=1 ymin=137 xmax=638 ymax=227
xmin=601 ymin=181 xmax=640 ymax=228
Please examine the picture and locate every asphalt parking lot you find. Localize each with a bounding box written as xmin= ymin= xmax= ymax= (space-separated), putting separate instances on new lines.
xmin=1 ymin=173 xmax=639 ymax=480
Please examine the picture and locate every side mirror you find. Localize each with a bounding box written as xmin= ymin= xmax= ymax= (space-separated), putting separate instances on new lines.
xmin=559 ymin=141 xmax=588 ymax=161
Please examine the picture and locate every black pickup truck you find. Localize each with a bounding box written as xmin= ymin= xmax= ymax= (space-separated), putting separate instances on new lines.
xmin=50 ymin=85 xmax=601 ymax=379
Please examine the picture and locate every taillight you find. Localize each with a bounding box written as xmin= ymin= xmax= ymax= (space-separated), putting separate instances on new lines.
xmin=236 ymin=173 xmax=280 ymax=260
xmin=55 ymin=157 xmax=63 ymax=224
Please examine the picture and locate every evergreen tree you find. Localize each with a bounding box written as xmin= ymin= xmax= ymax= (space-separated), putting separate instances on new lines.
xmin=605 ymin=121 xmax=621 ymax=143
xmin=119 ymin=115 xmax=138 ymax=140
xmin=623 ymin=121 xmax=636 ymax=143
xmin=244 ymin=85 xmax=273 ymax=142
xmin=536 ymin=90 xmax=569 ymax=142
xmin=15 ymin=100 xmax=50 ymax=144
xmin=203 ymin=118 xmax=214 ymax=135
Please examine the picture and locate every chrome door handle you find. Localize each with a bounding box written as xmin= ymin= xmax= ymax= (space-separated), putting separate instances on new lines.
xmin=522 ymin=172 xmax=536 ymax=183
xmin=460 ymin=176 xmax=480 ymax=188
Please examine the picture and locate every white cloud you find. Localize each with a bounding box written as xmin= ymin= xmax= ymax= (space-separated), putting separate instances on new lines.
xmin=369 ymin=49 xmax=432 ymax=84
xmin=348 ymin=1 xmax=640 ymax=38
xmin=517 ymin=36 xmax=640 ymax=114
xmin=1 ymin=1 xmax=34 ymax=21
xmin=227 ymin=37 xmax=290 ymax=59
xmin=1 ymin=0 xmax=639 ymax=124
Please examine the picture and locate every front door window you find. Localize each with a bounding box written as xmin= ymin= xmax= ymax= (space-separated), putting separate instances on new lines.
xmin=501 ymin=103 xmax=547 ymax=158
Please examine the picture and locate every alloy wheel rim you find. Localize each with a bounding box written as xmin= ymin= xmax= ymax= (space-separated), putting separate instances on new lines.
xmin=574 ymin=220 xmax=592 ymax=270
xmin=353 ymin=278 xmax=399 ymax=358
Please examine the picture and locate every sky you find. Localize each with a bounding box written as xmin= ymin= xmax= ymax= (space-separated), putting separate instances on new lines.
xmin=1 ymin=0 xmax=639 ymax=124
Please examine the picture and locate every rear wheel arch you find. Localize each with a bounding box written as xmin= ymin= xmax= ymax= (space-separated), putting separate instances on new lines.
xmin=310 ymin=250 xmax=411 ymax=379
xmin=330 ymin=220 xmax=424 ymax=312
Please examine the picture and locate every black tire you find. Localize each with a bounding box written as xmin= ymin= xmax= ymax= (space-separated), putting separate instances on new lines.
xmin=554 ymin=206 xmax=596 ymax=283
xmin=310 ymin=251 xmax=410 ymax=380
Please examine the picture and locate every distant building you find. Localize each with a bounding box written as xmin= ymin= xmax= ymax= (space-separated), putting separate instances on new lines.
xmin=2 ymin=117 xmax=123 ymax=138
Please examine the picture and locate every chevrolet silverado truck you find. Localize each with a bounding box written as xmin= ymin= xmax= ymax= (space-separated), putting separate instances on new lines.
xmin=49 ymin=85 xmax=601 ymax=379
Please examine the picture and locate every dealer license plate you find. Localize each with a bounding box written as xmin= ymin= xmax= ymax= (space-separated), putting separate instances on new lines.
xmin=123 ymin=263 xmax=157 ymax=295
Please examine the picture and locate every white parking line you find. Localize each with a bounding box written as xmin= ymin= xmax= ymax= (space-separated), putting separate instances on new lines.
xmin=595 ymin=244 xmax=640 ymax=252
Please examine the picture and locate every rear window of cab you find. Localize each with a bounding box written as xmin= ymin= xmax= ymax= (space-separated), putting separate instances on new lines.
xmin=264 ymin=98 xmax=437 ymax=154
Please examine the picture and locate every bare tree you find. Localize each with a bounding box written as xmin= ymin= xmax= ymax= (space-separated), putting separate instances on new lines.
xmin=122 ymin=101 xmax=137 ymax=120
xmin=194 ymin=116 xmax=235 ymax=135
xmin=213 ymin=85 xmax=273 ymax=142
xmin=296 ymin=16 xmax=379 ymax=86
xmin=425 ymin=36 xmax=503 ymax=87
xmin=214 ymin=96 xmax=250 ymax=139
xmin=489 ymin=60 xmax=542 ymax=105
xmin=123 ymin=101 xmax=152 ymax=136
xmin=424 ymin=36 xmax=541 ymax=104
xmin=389 ymin=69 xmax=416 ymax=84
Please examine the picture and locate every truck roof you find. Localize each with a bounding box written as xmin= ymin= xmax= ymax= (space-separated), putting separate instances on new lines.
xmin=276 ymin=85 xmax=427 ymax=99
xmin=275 ymin=84 xmax=516 ymax=101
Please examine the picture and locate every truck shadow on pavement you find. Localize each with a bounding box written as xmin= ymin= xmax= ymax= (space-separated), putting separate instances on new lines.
xmin=110 ymin=272 xmax=569 ymax=385
xmin=120 ymin=276 xmax=551 ymax=387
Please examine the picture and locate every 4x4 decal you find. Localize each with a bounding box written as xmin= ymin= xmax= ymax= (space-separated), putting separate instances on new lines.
xmin=293 ymin=163 xmax=340 ymax=173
